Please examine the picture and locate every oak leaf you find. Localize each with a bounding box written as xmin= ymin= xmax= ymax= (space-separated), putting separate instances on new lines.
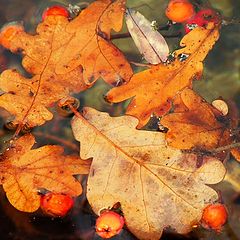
xmin=160 ymin=88 xmax=232 ymax=150
xmin=0 ymin=0 xmax=132 ymax=128
xmin=72 ymin=107 xmax=225 ymax=240
xmin=0 ymin=134 xmax=90 ymax=212
xmin=106 ymin=23 xmax=220 ymax=127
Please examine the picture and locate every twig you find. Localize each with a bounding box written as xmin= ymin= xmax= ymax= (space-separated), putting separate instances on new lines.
xmin=209 ymin=142 xmax=240 ymax=153
xmin=34 ymin=131 xmax=79 ymax=152
xmin=111 ymin=31 xmax=182 ymax=40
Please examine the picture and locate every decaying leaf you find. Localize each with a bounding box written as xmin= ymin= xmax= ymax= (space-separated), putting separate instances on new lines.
xmin=160 ymin=88 xmax=232 ymax=150
xmin=0 ymin=134 xmax=90 ymax=212
xmin=125 ymin=8 xmax=169 ymax=64
xmin=72 ymin=107 xmax=225 ymax=240
xmin=0 ymin=0 xmax=132 ymax=128
xmin=106 ymin=23 xmax=220 ymax=127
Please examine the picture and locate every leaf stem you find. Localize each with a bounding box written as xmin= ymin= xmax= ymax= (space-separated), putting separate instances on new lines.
xmin=111 ymin=31 xmax=182 ymax=40
xmin=209 ymin=142 xmax=240 ymax=153
xmin=34 ymin=131 xmax=79 ymax=152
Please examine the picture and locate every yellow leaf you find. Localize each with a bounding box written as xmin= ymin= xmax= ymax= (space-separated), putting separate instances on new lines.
xmin=0 ymin=134 xmax=90 ymax=212
xmin=0 ymin=0 xmax=132 ymax=128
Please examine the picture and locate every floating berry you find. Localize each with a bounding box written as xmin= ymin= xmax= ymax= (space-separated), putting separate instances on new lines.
xmin=201 ymin=204 xmax=228 ymax=231
xmin=0 ymin=22 xmax=24 ymax=49
xmin=40 ymin=192 xmax=74 ymax=217
xmin=96 ymin=210 xmax=125 ymax=239
xmin=185 ymin=8 xmax=221 ymax=33
xmin=165 ymin=0 xmax=196 ymax=23
xmin=42 ymin=5 xmax=69 ymax=21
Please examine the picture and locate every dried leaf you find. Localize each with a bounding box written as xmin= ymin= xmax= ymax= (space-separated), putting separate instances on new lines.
xmin=72 ymin=107 xmax=225 ymax=240
xmin=106 ymin=23 xmax=220 ymax=127
xmin=126 ymin=8 xmax=169 ymax=64
xmin=0 ymin=0 xmax=132 ymax=128
xmin=0 ymin=134 xmax=90 ymax=212
xmin=160 ymin=88 xmax=232 ymax=150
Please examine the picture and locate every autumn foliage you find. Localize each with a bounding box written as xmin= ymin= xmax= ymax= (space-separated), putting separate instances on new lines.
xmin=0 ymin=0 xmax=239 ymax=239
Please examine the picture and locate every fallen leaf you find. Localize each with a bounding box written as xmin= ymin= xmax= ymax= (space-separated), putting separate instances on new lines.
xmin=0 ymin=0 xmax=132 ymax=128
xmin=106 ymin=23 xmax=220 ymax=127
xmin=126 ymin=8 xmax=169 ymax=64
xmin=160 ymin=88 xmax=232 ymax=150
xmin=55 ymin=0 xmax=132 ymax=84
xmin=72 ymin=107 xmax=225 ymax=240
xmin=0 ymin=134 xmax=90 ymax=212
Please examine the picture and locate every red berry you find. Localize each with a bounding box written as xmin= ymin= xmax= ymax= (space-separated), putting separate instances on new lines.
xmin=96 ymin=210 xmax=125 ymax=239
xmin=165 ymin=0 xmax=196 ymax=23
xmin=184 ymin=8 xmax=221 ymax=33
xmin=0 ymin=22 xmax=24 ymax=49
xmin=42 ymin=5 xmax=69 ymax=21
xmin=201 ymin=204 xmax=228 ymax=231
xmin=40 ymin=192 xmax=74 ymax=217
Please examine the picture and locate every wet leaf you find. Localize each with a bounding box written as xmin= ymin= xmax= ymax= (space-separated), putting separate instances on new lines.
xmin=0 ymin=0 xmax=132 ymax=128
xmin=160 ymin=88 xmax=232 ymax=150
xmin=126 ymin=8 xmax=169 ymax=64
xmin=0 ymin=134 xmax=90 ymax=212
xmin=106 ymin=23 xmax=220 ymax=128
xmin=72 ymin=107 xmax=225 ymax=240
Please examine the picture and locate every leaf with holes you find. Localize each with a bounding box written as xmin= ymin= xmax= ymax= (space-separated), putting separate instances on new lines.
xmin=0 ymin=134 xmax=90 ymax=212
xmin=106 ymin=23 xmax=220 ymax=128
xmin=72 ymin=107 xmax=225 ymax=240
xmin=0 ymin=0 xmax=132 ymax=129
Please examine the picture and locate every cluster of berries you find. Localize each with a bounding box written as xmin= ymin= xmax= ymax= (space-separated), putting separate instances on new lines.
xmin=165 ymin=0 xmax=221 ymax=33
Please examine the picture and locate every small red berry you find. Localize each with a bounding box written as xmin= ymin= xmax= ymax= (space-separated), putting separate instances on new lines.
xmin=184 ymin=8 xmax=221 ymax=33
xmin=165 ymin=0 xmax=196 ymax=23
xmin=42 ymin=5 xmax=69 ymax=21
xmin=96 ymin=210 xmax=125 ymax=239
xmin=201 ymin=204 xmax=228 ymax=231
xmin=40 ymin=192 xmax=74 ymax=217
xmin=0 ymin=22 xmax=24 ymax=49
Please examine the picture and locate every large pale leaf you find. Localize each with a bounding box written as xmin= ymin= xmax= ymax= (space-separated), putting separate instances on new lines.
xmin=126 ymin=8 xmax=169 ymax=64
xmin=0 ymin=134 xmax=90 ymax=212
xmin=72 ymin=107 xmax=225 ymax=240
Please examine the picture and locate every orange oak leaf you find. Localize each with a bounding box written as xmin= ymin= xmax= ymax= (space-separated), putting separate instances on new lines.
xmin=160 ymin=88 xmax=232 ymax=150
xmin=72 ymin=107 xmax=225 ymax=240
xmin=106 ymin=23 xmax=220 ymax=128
xmin=0 ymin=0 xmax=132 ymax=128
xmin=0 ymin=134 xmax=90 ymax=212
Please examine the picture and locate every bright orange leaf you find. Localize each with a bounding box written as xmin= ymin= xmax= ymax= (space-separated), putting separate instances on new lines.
xmin=0 ymin=134 xmax=90 ymax=212
xmin=106 ymin=23 xmax=220 ymax=128
xmin=160 ymin=88 xmax=232 ymax=150
xmin=0 ymin=0 xmax=132 ymax=129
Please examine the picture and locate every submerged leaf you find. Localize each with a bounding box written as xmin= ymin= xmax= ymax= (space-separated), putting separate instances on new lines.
xmin=161 ymin=88 xmax=232 ymax=150
xmin=72 ymin=107 xmax=225 ymax=240
xmin=106 ymin=23 xmax=220 ymax=127
xmin=126 ymin=8 xmax=169 ymax=64
xmin=0 ymin=0 xmax=132 ymax=128
xmin=0 ymin=134 xmax=90 ymax=212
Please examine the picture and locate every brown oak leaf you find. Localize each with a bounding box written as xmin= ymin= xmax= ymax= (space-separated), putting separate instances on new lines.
xmin=0 ymin=134 xmax=90 ymax=212
xmin=0 ymin=0 xmax=132 ymax=128
xmin=72 ymin=107 xmax=225 ymax=240
xmin=160 ymin=88 xmax=232 ymax=150
xmin=106 ymin=23 xmax=220 ymax=128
